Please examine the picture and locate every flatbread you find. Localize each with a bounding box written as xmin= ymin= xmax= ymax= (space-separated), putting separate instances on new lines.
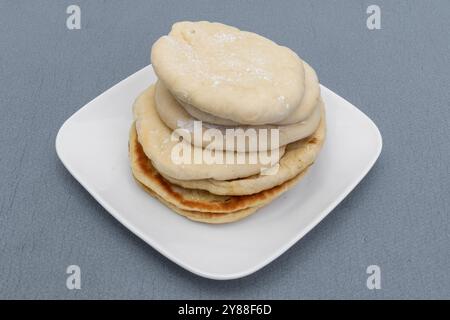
xmin=151 ymin=21 xmax=305 ymax=125
xmin=162 ymin=103 xmax=326 ymax=195
xmin=135 ymin=179 xmax=260 ymax=224
xmin=134 ymin=85 xmax=286 ymax=181
xmin=275 ymin=61 xmax=320 ymax=125
xmin=180 ymin=61 xmax=320 ymax=126
xmin=155 ymin=81 xmax=322 ymax=152
xmin=130 ymin=123 xmax=309 ymax=214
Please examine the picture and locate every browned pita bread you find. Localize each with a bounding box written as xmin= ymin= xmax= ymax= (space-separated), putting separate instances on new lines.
xmin=134 ymin=179 xmax=260 ymax=223
xmin=129 ymin=123 xmax=309 ymax=220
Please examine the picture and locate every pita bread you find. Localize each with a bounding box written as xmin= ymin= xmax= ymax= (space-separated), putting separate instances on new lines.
xmin=275 ymin=61 xmax=320 ymax=125
xmin=134 ymin=85 xmax=286 ymax=181
xmin=130 ymin=123 xmax=309 ymax=214
xmin=155 ymin=81 xmax=321 ymax=152
xmin=135 ymin=179 xmax=259 ymax=223
xmin=162 ymin=103 xmax=325 ymax=195
xmin=151 ymin=21 xmax=305 ymax=124
xmin=180 ymin=61 xmax=320 ymax=126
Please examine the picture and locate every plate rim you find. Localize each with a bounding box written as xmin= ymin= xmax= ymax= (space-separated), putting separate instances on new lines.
xmin=55 ymin=65 xmax=383 ymax=280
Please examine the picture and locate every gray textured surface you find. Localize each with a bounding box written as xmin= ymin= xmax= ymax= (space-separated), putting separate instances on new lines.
xmin=0 ymin=0 xmax=449 ymax=299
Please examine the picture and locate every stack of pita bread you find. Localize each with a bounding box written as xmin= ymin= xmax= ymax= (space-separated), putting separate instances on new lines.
xmin=129 ymin=21 xmax=326 ymax=223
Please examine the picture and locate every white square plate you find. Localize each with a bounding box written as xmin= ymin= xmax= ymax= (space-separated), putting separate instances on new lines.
xmin=56 ymin=65 xmax=382 ymax=280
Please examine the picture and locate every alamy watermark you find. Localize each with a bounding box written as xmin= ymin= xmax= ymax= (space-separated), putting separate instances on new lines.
xmin=66 ymin=265 xmax=81 ymax=290
xmin=366 ymin=5 xmax=381 ymax=30
xmin=170 ymin=120 xmax=281 ymax=175
xmin=66 ymin=5 xmax=81 ymax=30
xmin=366 ymin=265 xmax=381 ymax=290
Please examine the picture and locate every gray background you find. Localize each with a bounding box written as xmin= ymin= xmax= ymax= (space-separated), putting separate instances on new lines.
xmin=0 ymin=0 xmax=449 ymax=299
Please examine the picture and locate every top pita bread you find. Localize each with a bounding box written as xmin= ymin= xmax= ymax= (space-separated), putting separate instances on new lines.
xmin=151 ymin=21 xmax=305 ymax=125
xmin=180 ymin=61 xmax=320 ymax=126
